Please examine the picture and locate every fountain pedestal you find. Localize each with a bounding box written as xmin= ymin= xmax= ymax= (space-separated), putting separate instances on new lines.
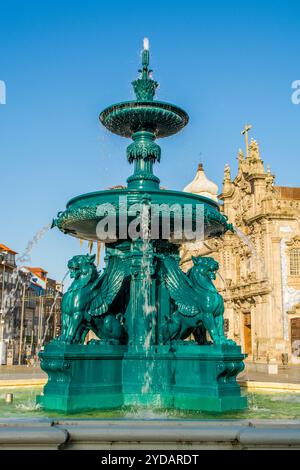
xmin=173 ymin=343 xmax=247 ymax=412
xmin=37 ymin=342 xmax=125 ymax=412
xmin=38 ymin=341 xmax=246 ymax=412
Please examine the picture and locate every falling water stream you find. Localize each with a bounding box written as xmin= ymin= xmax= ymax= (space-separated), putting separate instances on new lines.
xmin=16 ymin=224 xmax=52 ymax=265
xmin=216 ymin=271 xmax=230 ymax=299
xmin=140 ymin=202 xmax=156 ymax=398
xmin=2 ymin=223 xmax=51 ymax=317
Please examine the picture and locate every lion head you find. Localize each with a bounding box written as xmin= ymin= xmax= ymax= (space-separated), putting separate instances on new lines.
xmin=191 ymin=256 xmax=219 ymax=281
xmin=67 ymin=254 xmax=98 ymax=289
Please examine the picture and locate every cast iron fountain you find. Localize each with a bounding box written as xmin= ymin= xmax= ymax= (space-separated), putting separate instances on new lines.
xmin=37 ymin=41 xmax=247 ymax=413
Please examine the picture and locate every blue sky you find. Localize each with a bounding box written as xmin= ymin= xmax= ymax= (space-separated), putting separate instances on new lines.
xmin=0 ymin=0 xmax=299 ymax=284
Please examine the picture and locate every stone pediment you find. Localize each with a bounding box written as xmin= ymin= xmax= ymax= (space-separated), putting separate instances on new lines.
xmin=288 ymin=302 xmax=300 ymax=315
xmin=286 ymin=236 xmax=300 ymax=249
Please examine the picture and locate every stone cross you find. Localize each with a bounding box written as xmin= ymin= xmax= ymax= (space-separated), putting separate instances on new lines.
xmin=241 ymin=124 xmax=252 ymax=158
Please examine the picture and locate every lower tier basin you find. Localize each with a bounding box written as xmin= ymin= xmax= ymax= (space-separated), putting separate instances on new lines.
xmin=1 ymin=387 xmax=300 ymax=420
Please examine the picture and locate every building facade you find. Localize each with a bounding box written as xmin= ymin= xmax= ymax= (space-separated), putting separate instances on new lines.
xmin=0 ymin=243 xmax=19 ymax=363
xmin=181 ymin=135 xmax=300 ymax=365
xmin=0 ymin=244 xmax=62 ymax=365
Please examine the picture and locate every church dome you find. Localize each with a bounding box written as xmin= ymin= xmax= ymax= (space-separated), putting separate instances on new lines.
xmin=183 ymin=163 xmax=219 ymax=202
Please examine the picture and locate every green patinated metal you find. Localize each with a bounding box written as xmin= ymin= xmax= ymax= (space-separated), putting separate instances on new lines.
xmin=38 ymin=43 xmax=246 ymax=413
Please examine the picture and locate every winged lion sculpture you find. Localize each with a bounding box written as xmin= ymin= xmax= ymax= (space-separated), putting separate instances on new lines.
xmin=161 ymin=255 xmax=234 ymax=345
xmin=58 ymin=253 xmax=128 ymax=344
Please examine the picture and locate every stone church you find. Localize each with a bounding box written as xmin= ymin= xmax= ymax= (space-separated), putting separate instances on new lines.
xmin=181 ymin=132 xmax=300 ymax=365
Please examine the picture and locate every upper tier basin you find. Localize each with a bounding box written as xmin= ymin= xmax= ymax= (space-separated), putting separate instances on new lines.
xmin=99 ymin=101 xmax=189 ymax=138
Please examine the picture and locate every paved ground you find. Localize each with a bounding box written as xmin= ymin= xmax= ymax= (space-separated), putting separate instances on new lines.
xmin=0 ymin=363 xmax=299 ymax=384
xmin=0 ymin=365 xmax=46 ymax=380
xmin=239 ymin=364 xmax=300 ymax=384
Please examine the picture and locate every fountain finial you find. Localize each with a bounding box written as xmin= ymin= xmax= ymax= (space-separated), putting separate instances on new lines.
xmin=132 ymin=38 xmax=158 ymax=101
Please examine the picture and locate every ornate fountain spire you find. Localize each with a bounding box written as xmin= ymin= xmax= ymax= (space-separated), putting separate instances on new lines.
xmin=99 ymin=39 xmax=188 ymax=190
xmin=132 ymin=38 xmax=158 ymax=101
xmin=126 ymin=39 xmax=161 ymax=188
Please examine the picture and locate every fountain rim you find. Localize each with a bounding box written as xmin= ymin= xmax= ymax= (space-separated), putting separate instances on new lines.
xmin=53 ymin=188 xmax=231 ymax=243
xmin=99 ymin=99 xmax=189 ymax=138
xmin=66 ymin=187 xmax=221 ymax=210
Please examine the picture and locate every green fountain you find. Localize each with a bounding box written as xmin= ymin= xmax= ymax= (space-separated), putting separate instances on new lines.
xmin=37 ymin=40 xmax=247 ymax=413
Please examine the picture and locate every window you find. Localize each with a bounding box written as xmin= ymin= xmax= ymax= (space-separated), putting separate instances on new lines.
xmin=0 ymin=252 xmax=15 ymax=266
xmin=7 ymin=253 xmax=15 ymax=265
xmin=290 ymin=249 xmax=300 ymax=276
xmin=224 ymin=319 xmax=229 ymax=336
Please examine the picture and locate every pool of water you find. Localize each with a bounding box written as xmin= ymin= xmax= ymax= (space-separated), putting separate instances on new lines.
xmin=1 ymin=388 xmax=300 ymax=420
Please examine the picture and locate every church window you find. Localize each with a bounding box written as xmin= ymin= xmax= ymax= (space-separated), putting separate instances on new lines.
xmin=290 ymin=248 xmax=300 ymax=276
xmin=224 ymin=319 xmax=229 ymax=336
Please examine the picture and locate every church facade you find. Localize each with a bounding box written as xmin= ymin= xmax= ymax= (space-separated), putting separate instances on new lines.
xmin=181 ymin=134 xmax=300 ymax=365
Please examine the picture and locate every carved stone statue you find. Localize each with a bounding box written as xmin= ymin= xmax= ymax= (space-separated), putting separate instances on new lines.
xmin=161 ymin=255 xmax=234 ymax=345
xmin=59 ymin=254 xmax=128 ymax=344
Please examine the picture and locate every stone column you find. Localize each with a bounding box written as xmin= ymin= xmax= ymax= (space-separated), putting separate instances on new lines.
xmin=271 ymin=237 xmax=285 ymax=340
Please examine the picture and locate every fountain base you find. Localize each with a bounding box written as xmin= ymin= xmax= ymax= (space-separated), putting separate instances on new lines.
xmin=36 ymin=342 xmax=125 ymax=412
xmin=37 ymin=341 xmax=246 ymax=413
xmin=173 ymin=343 xmax=247 ymax=412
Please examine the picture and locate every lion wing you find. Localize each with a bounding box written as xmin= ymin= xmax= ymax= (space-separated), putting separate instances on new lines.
xmin=88 ymin=256 xmax=128 ymax=317
xmin=162 ymin=257 xmax=201 ymax=318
